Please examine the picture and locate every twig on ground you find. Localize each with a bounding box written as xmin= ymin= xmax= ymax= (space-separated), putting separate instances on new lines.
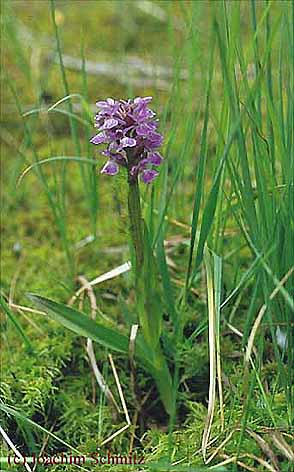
xmin=213 ymin=454 xmax=258 ymax=472
xmin=269 ymin=431 xmax=294 ymax=461
xmin=128 ymin=324 xmax=140 ymax=452
xmin=68 ymin=262 xmax=131 ymax=306
xmin=246 ymin=429 xmax=280 ymax=472
xmin=99 ymin=355 xmax=131 ymax=446
xmin=8 ymin=260 xmax=44 ymax=333
xmin=108 ymin=354 xmax=131 ymax=426
xmin=76 ymin=276 xmax=120 ymax=416
xmin=0 ymin=426 xmax=33 ymax=472
xmin=32 ymin=422 xmax=56 ymax=472
xmin=205 ymin=429 xmax=236 ymax=464
xmin=240 ymin=453 xmax=278 ymax=472
xmin=9 ymin=303 xmax=46 ymax=316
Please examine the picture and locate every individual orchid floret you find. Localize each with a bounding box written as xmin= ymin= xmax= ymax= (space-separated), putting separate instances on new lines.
xmin=90 ymin=97 xmax=164 ymax=184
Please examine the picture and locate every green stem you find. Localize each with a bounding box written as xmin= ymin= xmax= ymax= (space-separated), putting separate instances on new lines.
xmin=128 ymin=177 xmax=144 ymax=275
xmin=127 ymin=176 xmax=173 ymax=416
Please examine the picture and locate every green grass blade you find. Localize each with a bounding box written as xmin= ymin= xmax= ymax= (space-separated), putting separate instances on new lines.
xmin=0 ymin=296 xmax=33 ymax=352
xmin=27 ymin=293 xmax=128 ymax=352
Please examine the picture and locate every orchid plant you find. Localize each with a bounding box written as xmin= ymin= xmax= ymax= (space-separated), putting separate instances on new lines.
xmin=29 ymin=97 xmax=174 ymax=416
xmin=90 ymin=96 xmax=173 ymax=415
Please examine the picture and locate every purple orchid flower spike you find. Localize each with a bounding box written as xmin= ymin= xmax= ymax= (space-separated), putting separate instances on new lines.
xmin=90 ymin=97 xmax=164 ymax=184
